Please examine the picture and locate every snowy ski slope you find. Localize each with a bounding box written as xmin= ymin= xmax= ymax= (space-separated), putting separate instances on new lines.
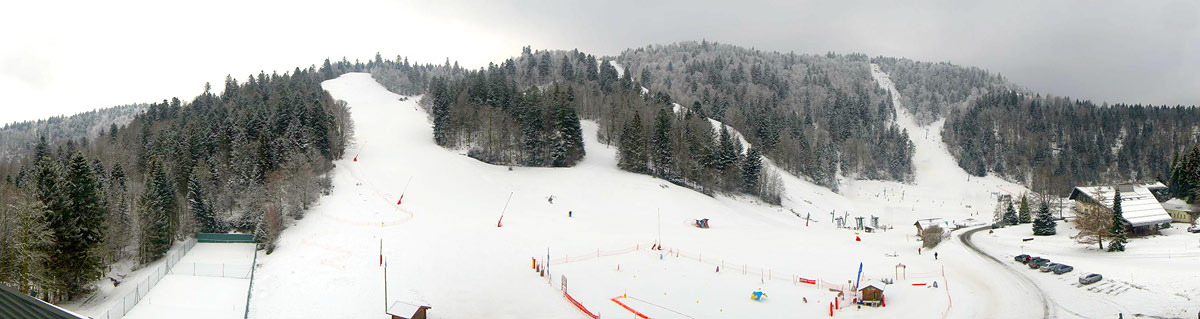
xmin=244 ymin=71 xmax=1193 ymax=318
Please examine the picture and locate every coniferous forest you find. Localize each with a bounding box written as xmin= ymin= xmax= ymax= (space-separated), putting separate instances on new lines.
xmin=373 ymin=46 xmax=788 ymax=202
xmin=943 ymin=91 xmax=1200 ymax=196
xmin=0 ymin=63 xmax=355 ymax=302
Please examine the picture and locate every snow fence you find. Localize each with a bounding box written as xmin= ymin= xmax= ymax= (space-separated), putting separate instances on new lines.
xmin=94 ymin=238 xmax=196 ymax=319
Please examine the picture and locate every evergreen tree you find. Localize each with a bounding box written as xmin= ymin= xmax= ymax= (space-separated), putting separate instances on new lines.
xmin=1033 ymin=199 xmax=1056 ymax=235
xmin=618 ymin=112 xmax=648 ymax=173
xmin=742 ymin=147 xmax=762 ymax=195
xmin=1107 ymin=190 xmax=1127 ymax=252
xmin=538 ymin=52 xmax=552 ymax=78
xmin=430 ymin=77 xmax=452 ymax=146
xmin=140 ymin=160 xmax=175 ymax=263
xmin=714 ymin=125 xmax=739 ymax=170
xmin=652 ymin=108 xmax=672 ymax=177
xmin=1004 ymin=200 xmax=1019 ymax=226
xmin=556 ymin=90 xmax=585 ymax=166
xmin=39 ymin=152 xmax=107 ymax=297
xmin=560 ymin=57 xmax=575 ymax=80
xmin=1188 ymin=145 xmax=1200 ymax=202
xmin=189 ymin=174 xmax=223 ymax=233
xmin=1018 ymin=194 xmax=1032 ymax=224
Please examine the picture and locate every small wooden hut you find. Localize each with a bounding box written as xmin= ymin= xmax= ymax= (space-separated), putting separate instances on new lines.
xmin=858 ymin=280 xmax=886 ymax=306
xmin=387 ymin=301 xmax=431 ymax=319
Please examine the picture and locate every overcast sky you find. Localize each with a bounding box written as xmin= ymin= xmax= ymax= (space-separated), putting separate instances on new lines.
xmin=2 ymin=0 xmax=1197 ymax=124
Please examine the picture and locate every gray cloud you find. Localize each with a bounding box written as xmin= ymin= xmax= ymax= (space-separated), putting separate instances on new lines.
xmin=420 ymin=0 xmax=1200 ymax=106
xmin=2 ymin=0 xmax=1197 ymax=125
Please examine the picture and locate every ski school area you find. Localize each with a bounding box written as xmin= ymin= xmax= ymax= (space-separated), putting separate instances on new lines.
xmin=527 ymin=238 xmax=950 ymax=318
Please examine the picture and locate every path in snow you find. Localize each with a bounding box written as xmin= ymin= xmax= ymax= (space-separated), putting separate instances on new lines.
xmin=867 ymin=64 xmax=1044 ymax=319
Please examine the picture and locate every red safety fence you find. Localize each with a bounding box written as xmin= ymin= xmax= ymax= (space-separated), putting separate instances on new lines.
xmin=610 ymin=296 xmax=650 ymax=319
xmin=547 ymin=242 xmax=655 ymax=265
xmin=564 ymin=291 xmax=599 ymax=319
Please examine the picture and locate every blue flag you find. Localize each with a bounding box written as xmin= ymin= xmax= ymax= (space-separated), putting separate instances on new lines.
xmin=855 ymin=262 xmax=863 ymax=290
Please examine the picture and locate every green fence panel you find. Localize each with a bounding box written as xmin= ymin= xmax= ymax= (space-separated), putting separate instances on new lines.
xmin=197 ymin=233 xmax=256 ymax=243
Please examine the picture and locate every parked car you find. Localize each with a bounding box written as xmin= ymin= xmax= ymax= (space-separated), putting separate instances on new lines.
xmin=1079 ymin=273 xmax=1103 ymax=285
xmin=1052 ymin=264 xmax=1074 ymax=274
xmin=1025 ymin=256 xmax=1044 ymax=264
xmin=1039 ymin=263 xmax=1059 ymax=272
xmin=1188 ymin=224 xmax=1200 ymax=233
xmin=1014 ymin=254 xmax=1030 ymax=262
xmin=1029 ymin=258 xmax=1051 ymax=269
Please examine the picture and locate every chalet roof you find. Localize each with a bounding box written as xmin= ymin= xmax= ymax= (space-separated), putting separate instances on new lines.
xmin=859 ymin=280 xmax=886 ymax=292
xmin=0 ymin=284 xmax=84 ymax=319
xmin=1070 ymin=183 xmax=1173 ymax=227
xmin=1162 ymin=198 xmax=1200 ymax=213
xmin=913 ymin=218 xmax=944 ymax=229
xmin=386 ymin=301 xmax=431 ymax=319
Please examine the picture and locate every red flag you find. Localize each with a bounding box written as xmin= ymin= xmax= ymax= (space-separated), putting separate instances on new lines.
xmin=497 ymin=215 xmax=504 ymax=227
xmin=397 ymin=195 xmax=404 ymax=205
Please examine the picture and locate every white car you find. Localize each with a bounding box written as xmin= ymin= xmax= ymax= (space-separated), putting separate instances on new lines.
xmin=1188 ymin=224 xmax=1200 ymax=233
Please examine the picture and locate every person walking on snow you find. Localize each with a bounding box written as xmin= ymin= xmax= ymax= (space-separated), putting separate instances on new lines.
xmin=918 ymin=247 xmax=921 ymax=255
xmin=934 ymin=252 xmax=939 ymax=260
xmin=568 ymin=210 xmax=572 ymax=217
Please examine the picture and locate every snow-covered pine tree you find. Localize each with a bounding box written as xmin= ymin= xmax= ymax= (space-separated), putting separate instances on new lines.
xmin=522 ymin=102 xmax=545 ymax=166
xmin=1107 ymin=190 xmax=1127 ymax=252
xmin=653 ymin=108 xmax=672 ymax=177
xmin=1004 ymin=200 xmax=1019 ymax=226
xmin=1033 ymin=199 xmax=1056 ymax=235
xmin=557 ymin=88 xmax=584 ymax=165
xmin=993 ymin=197 xmax=1007 ymax=225
xmin=189 ymin=174 xmax=223 ymax=233
xmin=1018 ymin=194 xmax=1031 ymax=224
xmin=59 ymin=152 xmax=106 ymax=297
xmin=742 ymin=147 xmax=762 ymax=195
xmin=714 ymin=125 xmax=738 ymax=171
xmin=430 ymin=77 xmax=452 ymax=146
xmin=140 ymin=160 xmax=175 ymax=263
xmin=618 ymin=111 xmax=648 ymax=173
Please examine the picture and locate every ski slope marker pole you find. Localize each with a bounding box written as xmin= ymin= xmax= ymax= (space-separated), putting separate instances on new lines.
xmin=398 ymin=176 xmax=414 ymax=205
xmin=498 ymin=191 xmax=513 ymax=227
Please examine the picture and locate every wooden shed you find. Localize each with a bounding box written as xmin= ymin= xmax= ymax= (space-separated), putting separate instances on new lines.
xmin=387 ymin=301 xmax=431 ymax=319
xmin=857 ymin=280 xmax=886 ymax=306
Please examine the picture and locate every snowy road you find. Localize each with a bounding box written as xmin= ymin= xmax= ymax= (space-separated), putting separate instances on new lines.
xmin=960 ymin=226 xmax=1052 ymax=319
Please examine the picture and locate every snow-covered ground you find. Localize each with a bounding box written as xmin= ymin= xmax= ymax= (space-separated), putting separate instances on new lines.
xmin=60 ymin=239 xmax=197 ymax=319
xmin=241 ymin=71 xmax=1199 ymax=318
xmin=121 ymin=243 xmax=255 ymax=319
xmin=971 ymin=221 xmax=1200 ymax=318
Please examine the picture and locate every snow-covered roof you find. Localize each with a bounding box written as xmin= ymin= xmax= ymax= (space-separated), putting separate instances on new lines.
xmin=1070 ymin=183 xmax=1173 ymax=227
xmin=0 ymin=283 xmax=84 ymax=319
xmin=859 ymin=280 xmax=886 ymax=291
xmin=1161 ymin=198 xmax=1200 ymax=213
xmin=386 ymin=301 xmax=430 ymax=318
xmin=914 ymin=218 xmax=944 ymax=229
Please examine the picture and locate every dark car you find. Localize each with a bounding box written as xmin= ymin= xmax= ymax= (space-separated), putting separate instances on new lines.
xmin=1015 ymin=254 xmax=1030 ymax=263
xmin=1052 ymin=264 xmax=1074 ymax=274
xmin=1029 ymin=258 xmax=1051 ymax=269
xmin=1079 ymin=273 xmax=1102 ymax=284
